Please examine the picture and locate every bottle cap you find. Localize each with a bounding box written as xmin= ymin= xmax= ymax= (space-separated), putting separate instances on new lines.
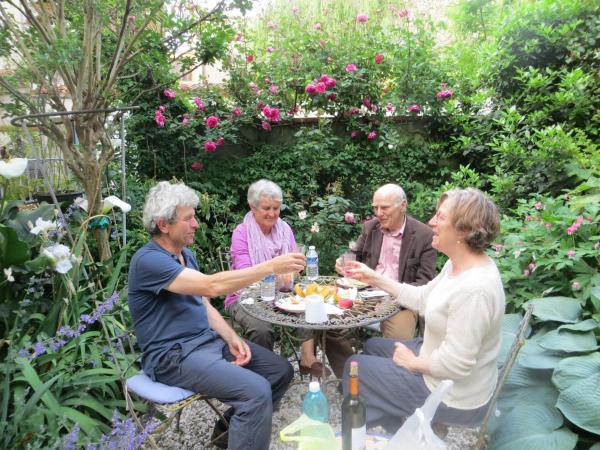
xmin=308 ymin=381 xmax=321 ymax=393
xmin=309 ymin=245 xmax=315 ymax=250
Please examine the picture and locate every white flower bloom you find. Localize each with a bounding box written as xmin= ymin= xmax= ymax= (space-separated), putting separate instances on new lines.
xmin=29 ymin=217 xmax=57 ymax=235
xmin=4 ymin=267 xmax=14 ymax=282
xmin=310 ymin=222 xmax=320 ymax=233
xmin=0 ymin=158 xmax=28 ymax=179
xmin=298 ymin=210 xmax=307 ymax=220
xmin=388 ymin=144 xmax=394 ymax=149
xmin=102 ymin=195 xmax=131 ymax=213
xmin=73 ymin=197 xmax=87 ymax=211
xmin=42 ymin=244 xmax=76 ymax=274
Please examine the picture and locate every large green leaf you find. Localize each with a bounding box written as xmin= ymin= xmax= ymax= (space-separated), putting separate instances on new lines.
xmin=489 ymin=404 xmax=578 ymax=450
xmin=552 ymin=353 xmax=600 ymax=435
xmin=589 ymin=443 xmax=600 ymax=450
xmin=6 ymin=203 xmax=55 ymax=244
xmin=525 ymin=297 xmax=581 ymax=323
xmin=0 ymin=224 xmax=30 ymax=267
xmin=557 ymin=319 xmax=599 ymax=332
xmin=538 ymin=329 xmax=599 ymax=353
xmin=497 ymin=384 xmax=558 ymax=413
xmin=505 ymin=364 xmax=553 ymax=387
xmin=518 ymin=339 xmax=565 ymax=369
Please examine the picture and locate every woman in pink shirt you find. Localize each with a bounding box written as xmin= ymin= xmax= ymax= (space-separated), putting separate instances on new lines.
xmin=225 ymin=179 xmax=324 ymax=377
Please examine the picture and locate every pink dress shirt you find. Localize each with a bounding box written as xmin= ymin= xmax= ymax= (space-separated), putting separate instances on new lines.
xmin=375 ymin=217 xmax=406 ymax=282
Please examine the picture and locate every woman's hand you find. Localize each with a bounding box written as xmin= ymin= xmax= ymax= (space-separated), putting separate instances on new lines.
xmin=392 ymin=342 xmax=418 ymax=371
xmin=345 ymin=261 xmax=379 ymax=284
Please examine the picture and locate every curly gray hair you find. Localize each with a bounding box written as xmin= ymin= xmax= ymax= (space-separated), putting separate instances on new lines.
xmin=247 ymin=179 xmax=283 ymax=208
xmin=143 ymin=181 xmax=199 ymax=235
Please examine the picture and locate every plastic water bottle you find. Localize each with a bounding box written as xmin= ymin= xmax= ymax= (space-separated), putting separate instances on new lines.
xmin=306 ymin=246 xmax=319 ymax=281
xmin=302 ymin=381 xmax=329 ymax=423
xmin=260 ymin=274 xmax=276 ymax=301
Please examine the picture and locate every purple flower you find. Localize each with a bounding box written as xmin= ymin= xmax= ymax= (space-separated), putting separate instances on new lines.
xmin=367 ymin=131 xmax=377 ymax=140
xmin=351 ymin=131 xmax=359 ymax=139
xmin=80 ymin=314 xmax=95 ymax=324
xmin=33 ymin=341 xmax=46 ymax=357
xmin=17 ymin=348 xmax=30 ymax=358
xmin=63 ymin=424 xmax=80 ymax=450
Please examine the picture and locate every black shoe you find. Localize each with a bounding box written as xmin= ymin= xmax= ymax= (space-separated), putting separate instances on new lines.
xmin=211 ymin=418 xmax=229 ymax=449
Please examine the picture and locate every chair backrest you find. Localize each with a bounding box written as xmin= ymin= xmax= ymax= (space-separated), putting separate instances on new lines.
xmin=473 ymin=304 xmax=534 ymax=449
xmin=217 ymin=246 xmax=232 ymax=271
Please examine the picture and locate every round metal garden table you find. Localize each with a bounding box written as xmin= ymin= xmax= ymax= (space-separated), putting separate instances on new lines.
xmin=238 ymin=276 xmax=400 ymax=384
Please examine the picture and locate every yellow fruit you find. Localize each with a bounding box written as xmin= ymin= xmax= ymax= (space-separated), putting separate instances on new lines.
xmin=318 ymin=287 xmax=330 ymax=298
xmin=294 ymin=284 xmax=305 ymax=297
xmin=304 ymin=283 xmax=319 ymax=296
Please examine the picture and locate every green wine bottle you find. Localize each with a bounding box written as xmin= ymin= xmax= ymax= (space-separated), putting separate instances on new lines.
xmin=341 ymin=361 xmax=366 ymax=450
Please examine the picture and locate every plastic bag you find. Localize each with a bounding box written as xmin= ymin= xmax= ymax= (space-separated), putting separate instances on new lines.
xmin=279 ymin=413 xmax=339 ymax=450
xmin=383 ymin=379 xmax=453 ymax=450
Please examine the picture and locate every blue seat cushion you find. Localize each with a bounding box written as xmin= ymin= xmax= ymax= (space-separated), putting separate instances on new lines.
xmin=127 ymin=371 xmax=195 ymax=404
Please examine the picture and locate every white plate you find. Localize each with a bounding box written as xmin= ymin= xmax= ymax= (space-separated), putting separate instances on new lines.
xmin=275 ymin=296 xmax=344 ymax=315
xmin=336 ymin=277 xmax=369 ymax=289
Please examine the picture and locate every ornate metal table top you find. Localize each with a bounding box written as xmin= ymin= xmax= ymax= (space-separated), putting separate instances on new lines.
xmin=238 ymin=276 xmax=400 ymax=330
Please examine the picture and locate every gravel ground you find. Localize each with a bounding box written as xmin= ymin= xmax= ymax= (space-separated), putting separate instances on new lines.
xmin=141 ymin=357 xmax=479 ymax=450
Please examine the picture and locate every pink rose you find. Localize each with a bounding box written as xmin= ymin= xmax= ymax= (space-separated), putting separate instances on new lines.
xmin=154 ymin=109 xmax=165 ymax=128
xmin=204 ymin=140 xmax=217 ymax=152
xmin=206 ymin=116 xmax=219 ymax=128
xmin=316 ymin=82 xmax=326 ymax=93
xmin=386 ymin=103 xmax=395 ymax=112
xmin=217 ymin=137 xmax=225 ymax=146
xmin=407 ymin=104 xmax=420 ymax=113
xmin=375 ymin=53 xmax=383 ymax=64
xmin=269 ymin=84 xmax=278 ymax=94
xmin=436 ymin=89 xmax=453 ymax=99
xmin=261 ymin=121 xmax=272 ymax=131
xmin=367 ymin=131 xmax=377 ymax=140
xmin=191 ymin=162 xmax=204 ymax=170
xmin=194 ymin=97 xmax=206 ymax=110
xmin=371 ymin=104 xmax=378 ymax=113
xmin=344 ymin=212 xmax=357 ymax=224
xmin=159 ymin=105 xmax=165 ymax=112
xmin=356 ymin=14 xmax=368 ymax=23
xmin=351 ymin=131 xmax=359 ymax=138
xmin=314 ymin=23 xmax=321 ymax=30
xmin=567 ymin=250 xmax=576 ymax=258
xmin=350 ymin=107 xmax=360 ymax=115
xmin=257 ymin=101 xmax=265 ymax=111
xmin=346 ymin=64 xmax=357 ymax=73
xmin=232 ymin=107 xmax=241 ymax=117
xmin=246 ymin=54 xmax=254 ymax=62
xmin=534 ymin=201 xmax=542 ymax=210
xmin=163 ymin=89 xmax=176 ymax=98
xmin=325 ymin=78 xmax=337 ymax=88
xmin=305 ymin=84 xmax=317 ymax=95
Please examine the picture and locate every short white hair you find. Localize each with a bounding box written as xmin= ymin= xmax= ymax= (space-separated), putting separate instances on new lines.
xmin=374 ymin=183 xmax=407 ymax=206
xmin=247 ymin=179 xmax=283 ymax=207
xmin=143 ymin=181 xmax=199 ymax=235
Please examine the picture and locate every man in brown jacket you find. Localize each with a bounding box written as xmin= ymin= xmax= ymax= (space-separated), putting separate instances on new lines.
xmin=336 ymin=183 xmax=437 ymax=338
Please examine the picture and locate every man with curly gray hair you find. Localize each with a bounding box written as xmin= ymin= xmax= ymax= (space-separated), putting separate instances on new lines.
xmin=128 ymin=181 xmax=306 ymax=450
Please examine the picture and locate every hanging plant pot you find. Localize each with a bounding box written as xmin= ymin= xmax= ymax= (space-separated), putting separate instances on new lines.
xmin=33 ymin=190 xmax=83 ymax=204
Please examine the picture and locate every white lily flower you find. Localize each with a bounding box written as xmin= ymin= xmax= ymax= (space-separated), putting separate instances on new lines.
xmin=42 ymin=244 xmax=76 ymax=274
xmin=30 ymin=217 xmax=57 ymax=235
xmin=73 ymin=197 xmax=88 ymax=211
xmin=0 ymin=158 xmax=28 ymax=179
xmin=102 ymin=195 xmax=131 ymax=213
xmin=4 ymin=267 xmax=14 ymax=282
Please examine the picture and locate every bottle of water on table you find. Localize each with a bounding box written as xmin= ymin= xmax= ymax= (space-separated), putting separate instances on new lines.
xmin=261 ymin=274 xmax=276 ymax=301
xmin=306 ymin=246 xmax=319 ymax=280
xmin=302 ymin=381 xmax=329 ymax=423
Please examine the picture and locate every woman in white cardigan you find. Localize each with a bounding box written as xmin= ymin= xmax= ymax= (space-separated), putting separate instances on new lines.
xmin=344 ymin=188 xmax=505 ymax=428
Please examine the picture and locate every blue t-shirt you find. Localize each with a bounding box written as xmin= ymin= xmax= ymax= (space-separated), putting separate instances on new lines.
xmin=128 ymin=240 xmax=217 ymax=379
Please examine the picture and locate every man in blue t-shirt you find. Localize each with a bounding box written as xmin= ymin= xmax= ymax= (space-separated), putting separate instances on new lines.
xmin=128 ymin=181 xmax=305 ymax=450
